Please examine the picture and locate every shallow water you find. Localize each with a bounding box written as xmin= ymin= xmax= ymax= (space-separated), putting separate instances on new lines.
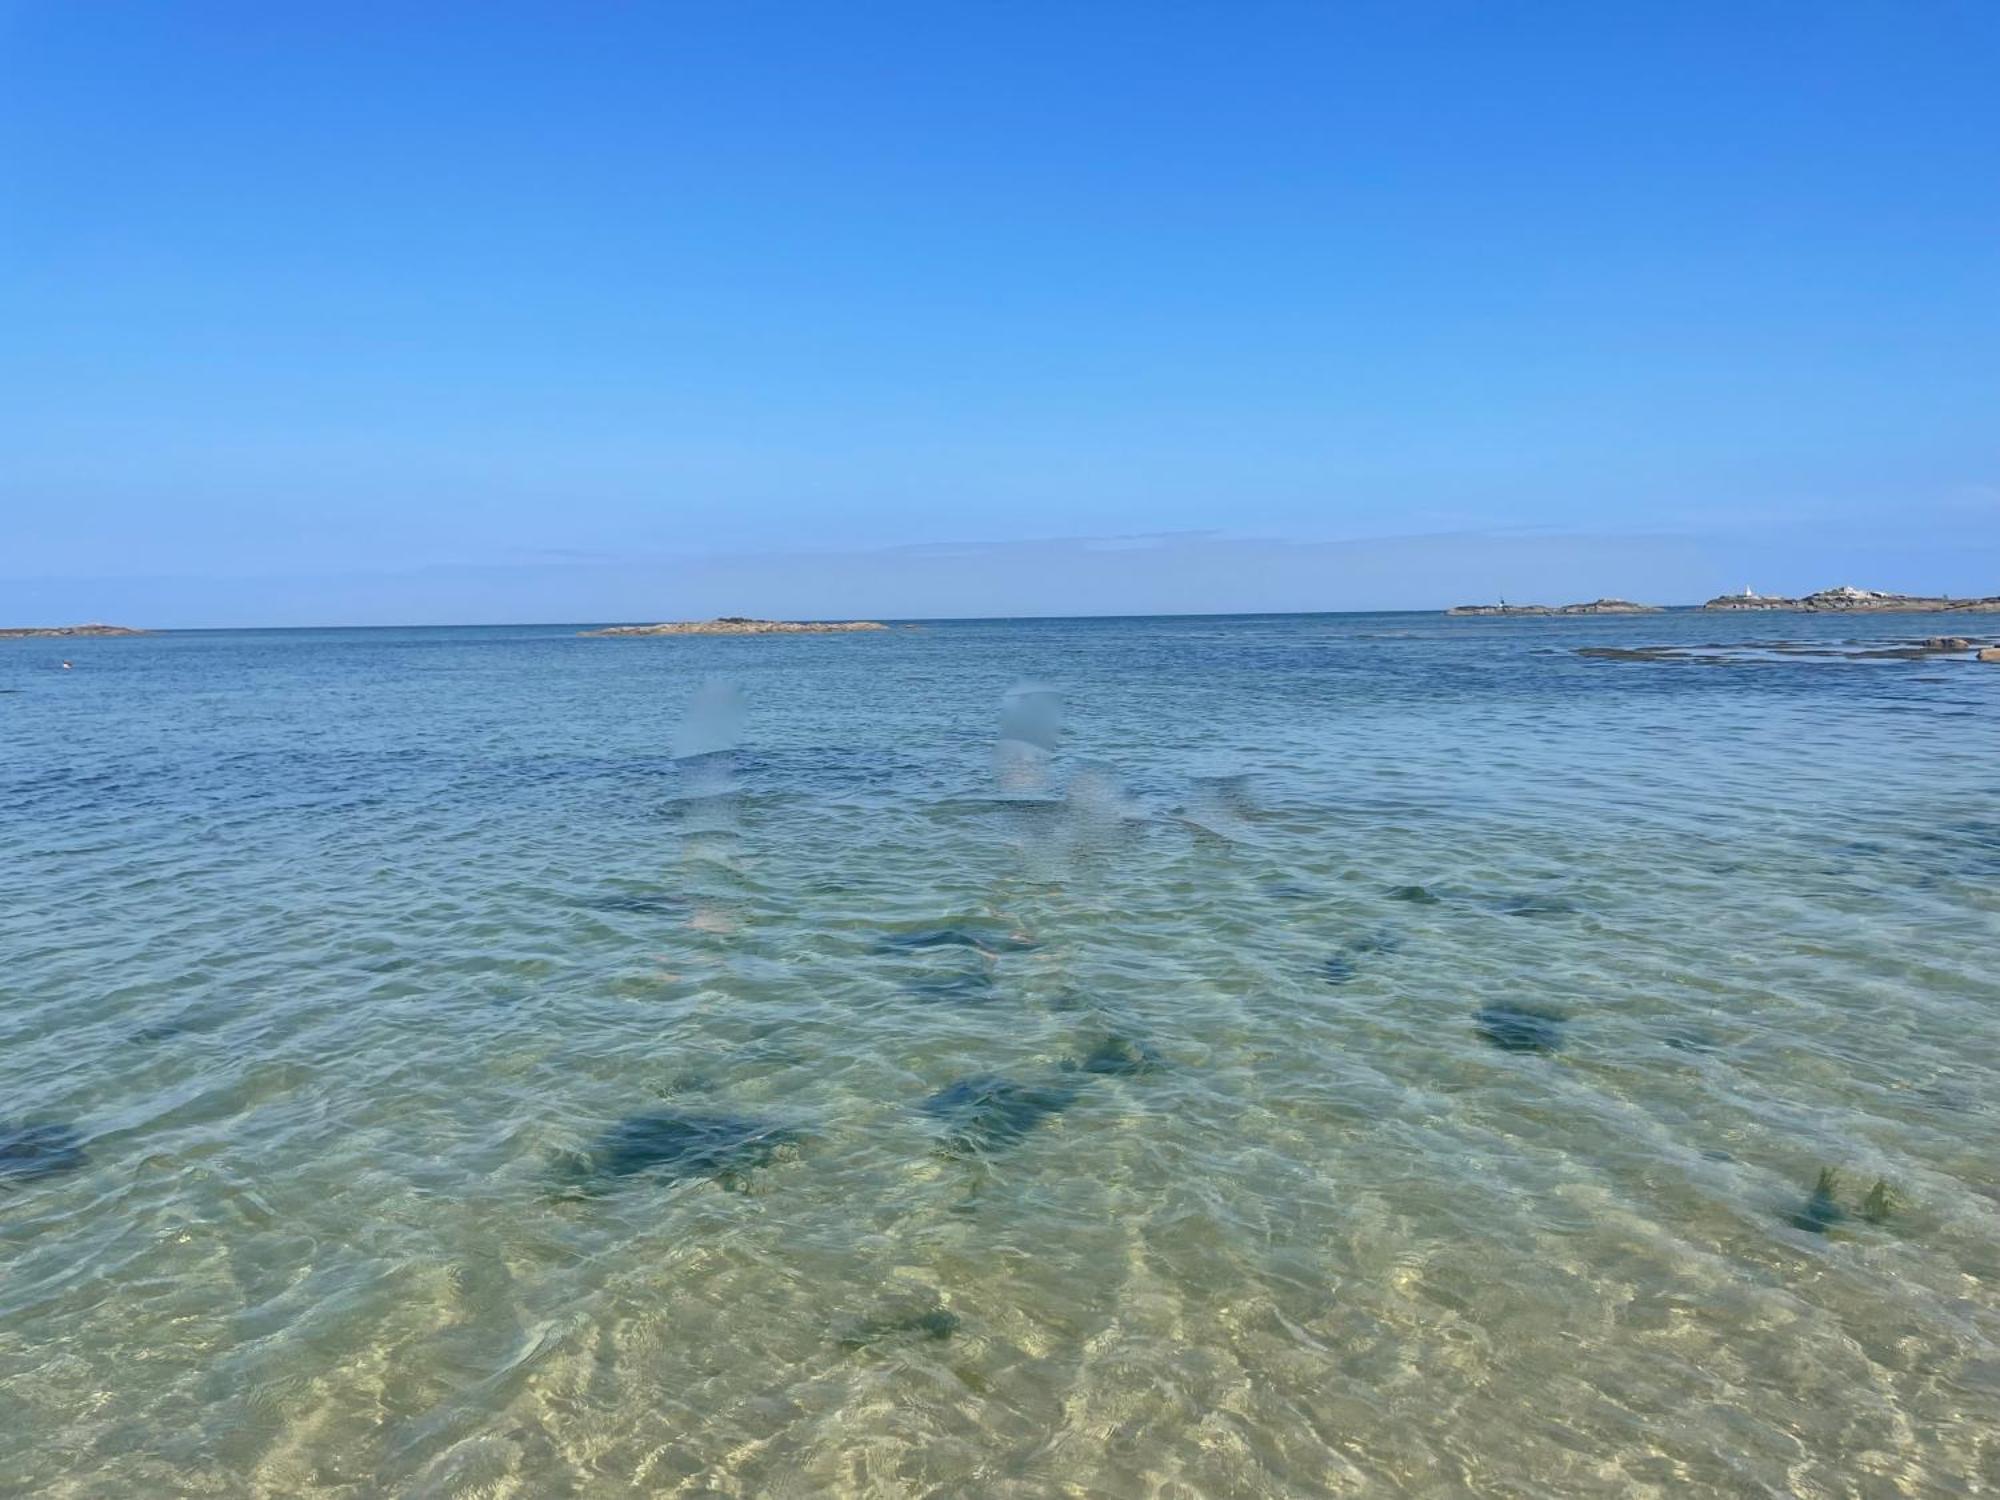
xmin=4 ymin=612 xmax=1998 ymax=1498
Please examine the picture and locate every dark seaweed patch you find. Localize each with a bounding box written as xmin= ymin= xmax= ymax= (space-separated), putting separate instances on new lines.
xmin=131 ymin=1019 xmax=199 ymax=1043
xmin=1321 ymin=924 xmax=1404 ymax=984
xmin=1662 ymin=1027 xmax=1720 ymax=1054
xmin=1484 ymin=893 xmax=1581 ymax=918
xmin=903 ymin=967 xmax=999 ymax=1005
xmin=0 ymin=1122 xmax=88 ymax=1185
xmin=875 ymin=925 xmax=1038 ymax=956
xmin=1789 ymin=1167 xmax=1845 ymax=1234
xmin=1387 ymin=884 xmax=1441 ymax=905
xmin=836 ymin=1302 xmax=961 ymax=1351
xmin=568 ymin=1111 xmax=801 ymax=1192
xmin=1474 ymin=1004 xmax=1567 ymax=1055
xmin=582 ymin=892 xmax=690 ymax=916
xmin=1862 ymin=1178 xmax=1895 ymax=1225
xmin=919 ymin=1076 xmax=1083 ymax=1157
xmin=1259 ymin=879 xmax=1320 ymax=901
xmin=1071 ymin=1034 xmax=1162 ymax=1077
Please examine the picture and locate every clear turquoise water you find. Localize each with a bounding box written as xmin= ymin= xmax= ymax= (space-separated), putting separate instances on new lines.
xmin=4 ymin=613 xmax=1998 ymax=1498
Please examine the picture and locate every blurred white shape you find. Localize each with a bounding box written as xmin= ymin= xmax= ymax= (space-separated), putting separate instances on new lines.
xmin=672 ymin=679 xmax=746 ymax=761
xmin=998 ymin=683 xmax=1062 ymax=752
xmin=994 ymin=682 xmax=1061 ymax=795
xmin=1065 ymin=763 xmax=1141 ymax=825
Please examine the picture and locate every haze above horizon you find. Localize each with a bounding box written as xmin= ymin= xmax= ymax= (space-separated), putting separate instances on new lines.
xmin=4 ymin=2 xmax=1996 ymax=628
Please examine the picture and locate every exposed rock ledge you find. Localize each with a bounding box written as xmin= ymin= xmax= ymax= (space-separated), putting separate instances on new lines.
xmin=581 ymin=617 xmax=889 ymax=637
xmin=0 ymin=623 xmax=149 ymax=639
xmin=1705 ymin=586 xmax=2000 ymax=612
xmin=1447 ymin=598 xmax=1660 ymax=617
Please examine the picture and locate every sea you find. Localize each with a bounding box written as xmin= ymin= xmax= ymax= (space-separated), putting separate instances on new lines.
xmin=3 ymin=611 xmax=1997 ymax=1498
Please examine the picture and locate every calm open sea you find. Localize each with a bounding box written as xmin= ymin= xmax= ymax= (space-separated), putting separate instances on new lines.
xmin=3 ymin=612 xmax=1997 ymax=1497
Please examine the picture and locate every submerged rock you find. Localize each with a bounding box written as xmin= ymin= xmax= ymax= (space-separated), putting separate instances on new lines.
xmin=0 ymin=1122 xmax=88 ymax=1184
xmin=1576 ymin=645 xmax=1687 ymax=662
xmin=569 ymin=1111 xmax=801 ymax=1192
xmin=1388 ymin=884 xmax=1441 ymax=905
xmin=919 ymin=1075 xmax=1084 ymax=1157
xmin=1790 ymin=1167 xmax=1845 ymax=1234
xmin=1862 ymin=1178 xmax=1896 ymax=1225
xmin=1473 ymin=1004 xmax=1567 ymax=1055
xmin=1321 ymin=952 xmax=1358 ymax=985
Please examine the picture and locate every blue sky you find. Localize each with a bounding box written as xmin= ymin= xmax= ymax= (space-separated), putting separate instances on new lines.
xmin=3 ymin=1 xmax=1995 ymax=625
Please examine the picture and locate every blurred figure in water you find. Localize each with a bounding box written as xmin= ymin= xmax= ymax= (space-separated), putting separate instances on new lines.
xmin=1061 ymin=763 xmax=1146 ymax=858
xmin=995 ymin=682 xmax=1061 ymax=797
xmin=672 ymin=679 xmax=747 ymax=762
xmin=670 ymin=679 xmax=750 ymax=936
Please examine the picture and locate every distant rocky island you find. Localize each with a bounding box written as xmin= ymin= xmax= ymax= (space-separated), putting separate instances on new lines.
xmin=1449 ymin=586 xmax=2000 ymax=616
xmin=1446 ymin=599 xmax=1660 ymax=617
xmin=580 ymin=617 xmax=888 ymax=638
xmin=0 ymin=623 xmax=148 ymax=639
xmin=1702 ymin=585 xmax=2000 ymax=612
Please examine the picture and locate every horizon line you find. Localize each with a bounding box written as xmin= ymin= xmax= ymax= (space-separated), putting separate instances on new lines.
xmin=7 ymin=603 xmax=1770 ymax=634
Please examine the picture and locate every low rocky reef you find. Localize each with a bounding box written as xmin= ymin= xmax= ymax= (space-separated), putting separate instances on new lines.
xmin=0 ymin=623 xmax=148 ymax=639
xmin=581 ymin=616 xmax=888 ymax=638
xmin=1704 ymin=586 xmax=2000 ymax=612
xmin=1580 ymin=635 xmax=2000 ymax=665
xmin=1447 ymin=598 xmax=1659 ymax=617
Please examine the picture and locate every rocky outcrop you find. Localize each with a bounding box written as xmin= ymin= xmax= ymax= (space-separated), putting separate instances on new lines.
xmin=1703 ymin=590 xmax=1796 ymax=610
xmin=1980 ymin=647 xmax=2000 ymax=663
xmin=1447 ymin=598 xmax=1658 ymax=616
xmin=1553 ymin=599 xmax=1660 ymax=614
xmin=0 ymin=623 xmax=148 ymax=639
xmin=1705 ymin=586 xmax=2000 ymax=612
xmin=581 ymin=617 xmax=889 ymax=637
